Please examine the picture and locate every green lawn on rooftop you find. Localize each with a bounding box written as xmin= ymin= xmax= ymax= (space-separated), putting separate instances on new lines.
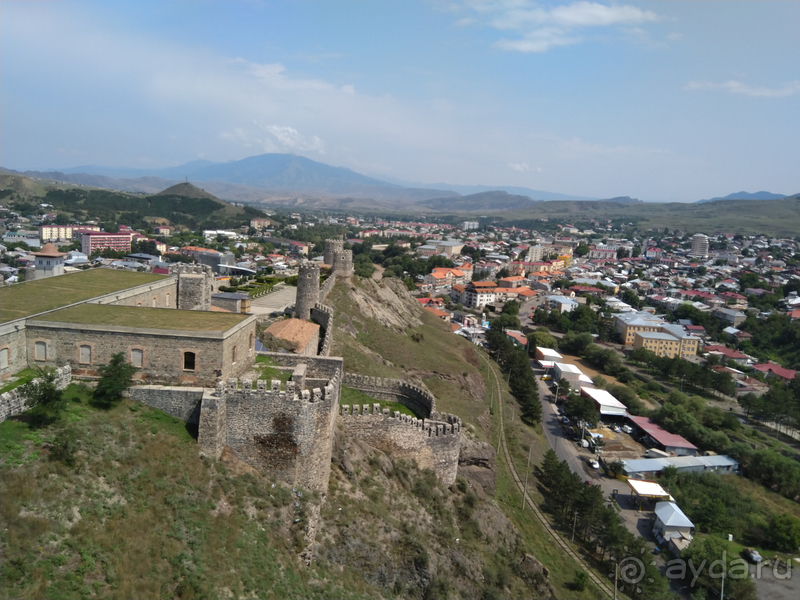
xmin=0 ymin=269 xmax=166 ymax=323
xmin=31 ymin=304 xmax=248 ymax=332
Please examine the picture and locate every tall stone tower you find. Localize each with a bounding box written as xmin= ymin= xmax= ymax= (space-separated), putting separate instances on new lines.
xmin=295 ymin=261 xmax=320 ymax=320
xmin=323 ymin=238 xmax=344 ymax=266
xmin=170 ymin=264 xmax=214 ymax=311
xmin=332 ymin=249 xmax=354 ymax=278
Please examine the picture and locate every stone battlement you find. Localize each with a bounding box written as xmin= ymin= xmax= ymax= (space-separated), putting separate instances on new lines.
xmin=340 ymin=404 xmax=461 ymax=436
xmin=318 ymin=274 xmax=336 ymax=302
xmin=323 ymin=238 xmax=344 ymax=266
xmin=331 ymin=249 xmax=354 ymax=278
xmin=215 ymin=375 xmax=338 ymax=405
xmin=342 ymin=372 xmax=436 ymax=417
xmin=169 ymin=263 xmax=214 ymax=276
xmin=295 ymin=261 xmax=321 ymax=320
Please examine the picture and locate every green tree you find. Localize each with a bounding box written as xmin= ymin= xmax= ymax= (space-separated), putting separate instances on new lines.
xmin=93 ymin=353 xmax=137 ymax=407
xmin=768 ymin=514 xmax=800 ymax=552
xmin=20 ymin=367 xmax=67 ymax=427
xmin=527 ymin=328 xmax=557 ymax=350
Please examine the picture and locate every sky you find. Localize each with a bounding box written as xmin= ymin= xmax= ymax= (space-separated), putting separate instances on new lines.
xmin=1 ymin=0 xmax=798 ymax=202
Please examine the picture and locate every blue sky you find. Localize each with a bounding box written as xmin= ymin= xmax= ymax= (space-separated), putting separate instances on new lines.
xmin=2 ymin=0 xmax=798 ymax=202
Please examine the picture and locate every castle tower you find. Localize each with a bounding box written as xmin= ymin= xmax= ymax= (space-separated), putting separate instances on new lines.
xmin=332 ymin=249 xmax=354 ymax=278
xmin=170 ymin=263 xmax=214 ymax=311
xmin=295 ymin=261 xmax=320 ymax=320
xmin=323 ymin=238 xmax=344 ymax=266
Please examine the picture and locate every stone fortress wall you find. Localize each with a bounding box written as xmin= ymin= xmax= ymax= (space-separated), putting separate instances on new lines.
xmin=340 ymin=403 xmax=462 ymax=485
xmin=323 ymin=238 xmax=344 ymax=267
xmin=0 ymin=365 xmax=72 ymax=423
xmin=341 ymin=372 xmax=436 ymax=418
xmin=310 ymin=304 xmax=334 ymax=357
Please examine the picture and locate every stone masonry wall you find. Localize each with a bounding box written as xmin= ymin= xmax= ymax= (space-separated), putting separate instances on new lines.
xmin=310 ymin=303 xmax=334 ymax=357
xmin=26 ymin=317 xmax=257 ymax=387
xmin=340 ymin=403 xmax=461 ymax=485
xmin=0 ymin=365 xmax=72 ymax=423
xmin=199 ymin=368 xmax=341 ymax=493
xmin=257 ymin=352 xmax=343 ymax=379
xmin=342 ymin=373 xmax=436 ymax=418
xmin=0 ymin=325 xmax=29 ymax=383
xmin=318 ymin=274 xmax=336 ymax=303
xmin=96 ymin=279 xmax=178 ymax=309
xmin=128 ymin=386 xmax=204 ymax=424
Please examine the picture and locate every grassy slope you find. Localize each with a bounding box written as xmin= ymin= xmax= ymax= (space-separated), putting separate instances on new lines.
xmin=327 ymin=277 xmax=606 ymax=598
xmin=0 ymin=385 xmax=366 ymax=600
xmin=0 ymin=270 xmax=166 ymax=323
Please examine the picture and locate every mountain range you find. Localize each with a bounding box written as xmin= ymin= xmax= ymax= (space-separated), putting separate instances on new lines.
xmin=696 ymin=191 xmax=787 ymax=204
xmin=3 ymin=154 xmax=791 ymax=208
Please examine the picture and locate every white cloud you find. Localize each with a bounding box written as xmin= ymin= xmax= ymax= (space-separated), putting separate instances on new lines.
xmin=684 ymin=80 xmax=800 ymax=98
xmin=508 ymin=162 xmax=542 ymax=173
xmin=264 ymin=125 xmax=326 ymax=154
xmin=465 ymin=1 xmax=661 ymax=53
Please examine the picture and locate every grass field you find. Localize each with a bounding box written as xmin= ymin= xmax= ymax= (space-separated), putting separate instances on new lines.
xmin=31 ymin=304 xmax=248 ymax=332
xmin=0 ymin=269 xmax=166 ymax=323
xmin=340 ymin=385 xmax=417 ymax=417
xmin=0 ymin=384 xmax=366 ymax=600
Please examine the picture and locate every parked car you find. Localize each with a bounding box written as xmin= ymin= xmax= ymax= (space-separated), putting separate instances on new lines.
xmin=743 ymin=548 xmax=763 ymax=563
xmin=561 ymin=416 xmax=570 ymax=424
xmin=590 ymin=459 xmax=600 ymax=470
xmin=541 ymin=375 xmax=552 ymax=381
xmin=621 ymin=425 xmax=633 ymax=434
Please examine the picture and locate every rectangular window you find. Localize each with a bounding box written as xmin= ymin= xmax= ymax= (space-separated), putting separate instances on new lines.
xmin=35 ymin=341 xmax=47 ymax=361
xmin=131 ymin=348 xmax=143 ymax=368
xmin=0 ymin=347 xmax=8 ymax=369
xmin=79 ymin=345 xmax=91 ymax=364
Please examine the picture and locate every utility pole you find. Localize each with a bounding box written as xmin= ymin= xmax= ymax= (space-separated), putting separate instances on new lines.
xmin=613 ymin=560 xmax=618 ymax=600
xmin=521 ymin=442 xmax=533 ymax=510
xmin=720 ymin=566 xmax=725 ymax=600
xmin=571 ymin=510 xmax=578 ymax=543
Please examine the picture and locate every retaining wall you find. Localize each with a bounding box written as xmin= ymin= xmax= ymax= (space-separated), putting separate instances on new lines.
xmin=128 ymin=385 xmax=205 ymax=424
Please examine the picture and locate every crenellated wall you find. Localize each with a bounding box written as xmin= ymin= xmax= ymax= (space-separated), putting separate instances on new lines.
xmin=0 ymin=365 xmax=72 ymax=423
xmin=340 ymin=403 xmax=461 ymax=484
xmin=198 ymin=368 xmax=341 ymax=492
xmin=310 ymin=303 xmax=334 ymax=357
xmin=342 ymin=372 xmax=436 ymax=418
xmin=318 ymin=274 xmax=336 ymax=303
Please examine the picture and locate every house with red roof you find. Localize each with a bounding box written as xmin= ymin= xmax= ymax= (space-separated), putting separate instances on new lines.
xmin=627 ymin=415 xmax=698 ymax=456
xmin=703 ymin=344 xmax=750 ymax=365
xmin=752 ymin=363 xmax=797 ymax=382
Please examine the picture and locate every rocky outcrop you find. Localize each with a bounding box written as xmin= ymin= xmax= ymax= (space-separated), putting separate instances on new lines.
xmin=458 ymin=435 xmax=497 ymax=496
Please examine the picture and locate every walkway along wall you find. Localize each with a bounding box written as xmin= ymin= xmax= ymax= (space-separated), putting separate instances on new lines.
xmin=340 ymin=403 xmax=461 ymax=485
xmin=342 ymin=372 xmax=436 ymax=418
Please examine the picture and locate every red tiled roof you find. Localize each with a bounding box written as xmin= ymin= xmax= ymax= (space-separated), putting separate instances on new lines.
xmin=752 ymin=363 xmax=797 ymax=380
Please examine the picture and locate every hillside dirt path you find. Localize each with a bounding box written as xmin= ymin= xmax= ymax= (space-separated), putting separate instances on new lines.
xmin=481 ymin=351 xmax=616 ymax=599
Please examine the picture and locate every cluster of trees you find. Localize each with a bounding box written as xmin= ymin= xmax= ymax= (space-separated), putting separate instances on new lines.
xmin=349 ymin=241 xmax=455 ymax=287
xmin=485 ymin=304 xmax=541 ymax=424
xmin=628 ymin=347 xmax=735 ymax=397
xmin=738 ymin=380 xmax=800 ymax=435
xmin=650 ymin=391 xmax=741 ymax=454
xmin=538 ymin=450 xmax=668 ymax=600
xmin=725 ymin=443 xmax=800 ymax=500
xmin=739 ymin=312 xmax=800 ymax=369
xmin=659 ymin=466 xmax=800 ymax=552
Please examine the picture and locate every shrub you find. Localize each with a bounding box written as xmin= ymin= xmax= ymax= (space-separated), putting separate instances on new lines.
xmin=573 ymin=570 xmax=589 ymax=591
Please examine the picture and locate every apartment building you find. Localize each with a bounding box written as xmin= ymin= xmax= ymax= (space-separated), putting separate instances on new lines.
xmin=40 ymin=224 xmax=100 ymax=242
xmin=691 ymin=233 xmax=709 ymax=258
xmin=463 ymin=280 xmax=498 ymax=308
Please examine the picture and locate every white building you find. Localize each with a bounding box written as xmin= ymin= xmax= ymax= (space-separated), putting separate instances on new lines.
xmin=690 ymin=233 xmax=709 ymax=258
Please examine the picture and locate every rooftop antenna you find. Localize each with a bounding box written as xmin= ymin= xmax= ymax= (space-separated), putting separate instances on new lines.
xmin=185 ymin=176 xmax=188 ymax=183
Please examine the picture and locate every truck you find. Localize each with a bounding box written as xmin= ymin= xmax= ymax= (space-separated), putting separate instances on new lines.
xmin=645 ymin=448 xmax=670 ymax=458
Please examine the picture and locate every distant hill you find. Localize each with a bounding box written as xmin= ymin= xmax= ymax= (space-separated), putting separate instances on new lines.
xmin=597 ymin=196 xmax=642 ymax=204
xmin=381 ymin=178 xmax=597 ymax=201
xmin=696 ymin=191 xmax=788 ymax=204
xmin=416 ymin=190 xmax=541 ymax=212
xmin=152 ymin=182 xmax=223 ymax=202
xmin=54 ymin=154 xmax=458 ymax=202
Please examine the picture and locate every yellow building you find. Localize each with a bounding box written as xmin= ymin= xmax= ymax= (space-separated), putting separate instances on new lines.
xmin=632 ymin=330 xmax=699 ymax=359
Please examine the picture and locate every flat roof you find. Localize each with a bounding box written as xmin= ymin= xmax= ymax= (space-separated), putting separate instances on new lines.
xmin=627 ymin=479 xmax=671 ymax=498
xmin=0 ymin=269 xmax=166 ymax=323
xmin=581 ymin=386 xmax=627 ymax=409
xmin=536 ymin=347 xmax=563 ymax=359
xmin=554 ymin=362 xmax=582 ymax=374
xmin=30 ymin=304 xmax=248 ymax=332
xmin=635 ymin=331 xmax=679 ymax=341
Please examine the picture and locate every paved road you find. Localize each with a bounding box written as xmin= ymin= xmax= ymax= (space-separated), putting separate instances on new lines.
xmin=248 ymin=284 xmax=297 ymax=316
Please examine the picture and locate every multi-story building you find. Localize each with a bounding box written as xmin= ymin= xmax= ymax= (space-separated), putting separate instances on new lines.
xmin=461 ymin=221 xmax=479 ymax=230
xmin=614 ymin=311 xmax=667 ymax=346
xmin=588 ymin=245 xmax=618 ymax=260
xmin=80 ymin=231 xmax=134 ymax=255
xmin=39 ymin=224 xmax=100 ymax=242
xmin=632 ymin=330 xmax=699 ymax=359
xmin=463 ymin=280 xmax=498 ymax=309
xmin=423 ymin=267 xmax=466 ymax=288
xmin=527 ymin=245 xmax=545 ymax=262
xmin=690 ymin=233 xmax=709 ymax=258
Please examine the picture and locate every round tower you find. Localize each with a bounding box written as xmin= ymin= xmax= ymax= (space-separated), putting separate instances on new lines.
xmin=323 ymin=238 xmax=344 ymax=266
xmin=332 ymin=249 xmax=354 ymax=278
xmin=295 ymin=261 xmax=320 ymax=320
